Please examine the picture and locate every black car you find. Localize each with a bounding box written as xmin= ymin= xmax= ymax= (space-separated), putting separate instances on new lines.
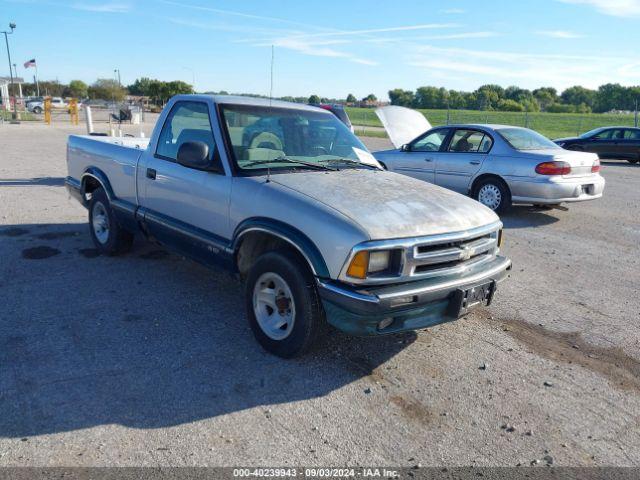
xmin=555 ymin=127 xmax=640 ymax=164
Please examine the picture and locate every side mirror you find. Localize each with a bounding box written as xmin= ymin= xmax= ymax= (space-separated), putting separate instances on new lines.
xmin=401 ymin=144 xmax=411 ymax=152
xmin=177 ymin=141 xmax=223 ymax=173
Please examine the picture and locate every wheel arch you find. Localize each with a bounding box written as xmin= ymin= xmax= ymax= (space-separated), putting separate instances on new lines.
xmin=470 ymin=173 xmax=511 ymax=197
xmin=232 ymin=218 xmax=330 ymax=279
xmin=81 ymin=167 xmax=115 ymax=205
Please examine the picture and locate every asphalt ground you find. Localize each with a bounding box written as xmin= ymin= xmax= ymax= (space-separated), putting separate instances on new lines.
xmin=0 ymin=121 xmax=639 ymax=467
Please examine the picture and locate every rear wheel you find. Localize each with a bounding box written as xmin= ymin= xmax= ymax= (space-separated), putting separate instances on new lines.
xmin=88 ymin=187 xmax=134 ymax=255
xmin=628 ymin=157 xmax=639 ymax=164
xmin=474 ymin=178 xmax=511 ymax=213
xmin=33 ymin=106 xmax=42 ymax=114
xmin=245 ymin=250 xmax=325 ymax=358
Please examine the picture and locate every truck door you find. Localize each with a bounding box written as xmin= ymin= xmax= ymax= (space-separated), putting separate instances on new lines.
xmin=138 ymin=100 xmax=232 ymax=264
xmin=435 ymin=128 xmax=492 ymax=194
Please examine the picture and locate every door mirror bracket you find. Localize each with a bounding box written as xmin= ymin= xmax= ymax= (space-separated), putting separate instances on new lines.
xmin=177 ymin=141 xmax=224 ymax=173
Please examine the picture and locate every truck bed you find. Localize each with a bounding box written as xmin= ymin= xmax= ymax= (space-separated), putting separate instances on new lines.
xmin=67 ymin=135 xmax=150 ymax=204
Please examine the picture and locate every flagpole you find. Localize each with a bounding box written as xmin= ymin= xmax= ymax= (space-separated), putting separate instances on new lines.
xmin=35 ymin=62 xmax=39 ymax=97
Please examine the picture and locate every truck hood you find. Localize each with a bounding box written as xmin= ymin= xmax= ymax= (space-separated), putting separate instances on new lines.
xmin=375 ymin=106 xmax=431 ymax=149
xmin=270 ymin=170 xmax=498 ymax=240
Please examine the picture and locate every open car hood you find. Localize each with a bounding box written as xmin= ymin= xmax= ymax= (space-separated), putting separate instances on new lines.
xmin=375 ymin=106 xmax=431 ymax=149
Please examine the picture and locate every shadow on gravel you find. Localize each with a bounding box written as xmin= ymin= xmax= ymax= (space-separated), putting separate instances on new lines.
xmin=600 ymin=160 xmax=639 ymax=168
xmin=500 ymin=206 xmax=560 ymax=230
xmin=0 ymin=223 xmax=415 ymax=438
xmin=0 ymin=177 xmax=65 ymax=187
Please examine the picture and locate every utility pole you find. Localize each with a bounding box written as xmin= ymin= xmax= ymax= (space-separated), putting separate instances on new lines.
xmin=114 ymin=68 xmax=121 ymax=86
xmin=2 ymin=22 xmax=18 ymax=121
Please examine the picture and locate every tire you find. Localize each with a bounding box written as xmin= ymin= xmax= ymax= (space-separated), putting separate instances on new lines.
xmin=88 ymin=187 xmax=134 ymax=255
xmin=33 ymin=106 xmax=42 ymax=114
xmin=628 ymin=158 xmax=639 ymax=164
xmin=245 ymin=249 xmax=325 ymax=358
xmin=473 ymin=177 xmax=511 ymax=213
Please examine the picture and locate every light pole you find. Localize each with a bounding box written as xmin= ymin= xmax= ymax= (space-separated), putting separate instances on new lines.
xmin=2 ymin=22 xmax=18 ymax=121
xmin=114 ymin=68 xmax=121 ymax=86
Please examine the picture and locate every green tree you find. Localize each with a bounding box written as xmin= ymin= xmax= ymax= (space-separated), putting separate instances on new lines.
xmin=533 ymin=87 xmax=558 ymax=111
xmin=127 ymin=77 xmax=154 ymax=96
xmin=560 ymin=85 xmax=596 ymax=109
xmin=414 ymin=86 xmax=448 ymax=109
xmin=346 ymin=93 xmax=357 ymax=103
xmin=308 ymin=94 xmax=321 ymax=104
xmin=66 ymin=80 xmax=88 ymax=98
xmin=388 ymin=88 xmax=414 ymax=107
xmin=363 ymin=93 xmax=377 ymax=103
xmin=475 ymin=85 xmax=503 ymax=110
xmin=496 ymin=99 xmax=525 ymax=111
xmin=88 ymin=78 xmax=127 ymax=101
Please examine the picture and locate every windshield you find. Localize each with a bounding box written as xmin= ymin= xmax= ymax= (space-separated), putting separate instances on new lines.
xmin=220 ymin=104 xmax=379 ymax=173
xmin=497 ymin=128 xmax=560 ymax=151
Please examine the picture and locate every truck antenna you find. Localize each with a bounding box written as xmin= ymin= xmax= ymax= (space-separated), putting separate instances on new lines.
xmin=269 ymin=45 xmax=274 ymax=106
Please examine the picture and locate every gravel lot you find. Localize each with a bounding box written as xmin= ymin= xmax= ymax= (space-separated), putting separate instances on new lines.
xmin=1 ymin=121 xmax=639 ymax=467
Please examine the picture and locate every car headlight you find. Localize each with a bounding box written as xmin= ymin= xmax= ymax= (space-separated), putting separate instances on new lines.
xmin=346 ymin=249 xmax=400 ymax=279
xmin=556 ymin=142 xmax=566 ymax=147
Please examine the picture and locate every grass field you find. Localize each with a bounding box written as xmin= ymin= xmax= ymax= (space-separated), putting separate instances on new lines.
xmin=347 ymin=107 xmax=639 ymax=140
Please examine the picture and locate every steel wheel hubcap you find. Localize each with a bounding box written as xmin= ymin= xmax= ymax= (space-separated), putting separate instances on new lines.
xmin=253 ymin=272 xmax=295 ymax=340
xmin=478 ymin=184 xmax=502 ymax=210
xmin=92 ymin=201 xmax=110 ymax=244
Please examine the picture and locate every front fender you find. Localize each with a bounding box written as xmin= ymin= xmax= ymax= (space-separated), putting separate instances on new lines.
xmin=232 ymin=217 xmax=330 ymax=278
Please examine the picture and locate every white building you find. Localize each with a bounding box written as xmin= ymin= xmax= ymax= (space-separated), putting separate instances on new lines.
xmin=0 ymin=76 xmax=24 ymax=110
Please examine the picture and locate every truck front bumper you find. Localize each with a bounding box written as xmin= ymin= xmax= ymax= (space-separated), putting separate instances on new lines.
xmin=317 ymin=256 xmax=511 ymax=336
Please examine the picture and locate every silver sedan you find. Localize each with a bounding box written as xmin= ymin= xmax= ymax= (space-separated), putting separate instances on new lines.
xmin=373 ymin=106 xmax=605 ymax=212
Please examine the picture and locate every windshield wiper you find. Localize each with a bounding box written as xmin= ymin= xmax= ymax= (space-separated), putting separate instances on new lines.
xmin=321 ymin=158 xmax=380 ymax=169
xmin=242 ymin=156 xmax=336 ymax=171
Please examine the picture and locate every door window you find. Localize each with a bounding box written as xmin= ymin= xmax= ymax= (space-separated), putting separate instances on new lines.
xmin=592 ymin=129 xmax=615 ymax=140
xmin=448 ymin=129 xmax=492 ymax=153
xmin=156 ymin=102 xmax=215 ymax=161
xmin=411 ymin=129 xmax=449 ymax=152
xmin=623 ymin=129 xmax=640 ymax=140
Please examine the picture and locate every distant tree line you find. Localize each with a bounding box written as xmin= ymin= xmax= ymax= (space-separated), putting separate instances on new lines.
xmin=16 ymin=77 xmax=193 ymax=104
xmin=388 ymin=83 xmax=640 ymax=114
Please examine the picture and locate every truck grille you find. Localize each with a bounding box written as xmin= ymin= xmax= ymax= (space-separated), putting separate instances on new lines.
xmin=408 ymin=233 xmax=497 ymax=278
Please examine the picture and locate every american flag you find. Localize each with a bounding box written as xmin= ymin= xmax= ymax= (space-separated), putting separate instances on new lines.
xmin=24 ymin=59 xmax=36 ymax=69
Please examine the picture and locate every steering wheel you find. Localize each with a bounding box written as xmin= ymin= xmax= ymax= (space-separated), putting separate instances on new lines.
xmin=309 ymin=145 xmax=329 ymax=156
xmin=249 ymin=132 xmax=283 ymax=151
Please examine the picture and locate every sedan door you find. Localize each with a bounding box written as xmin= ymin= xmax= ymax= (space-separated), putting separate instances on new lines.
xmin=584 ymin=128 xmax=621 ymax=158
xmin=621 ymin=129 xmax=640 ymax=159
xmin=138 ymin=100 xmax=232 ymax=264
xmin=435 ymin=129 xmax=493 ymax=194
xmin=392 ymin=128 xmax=450 ymax=184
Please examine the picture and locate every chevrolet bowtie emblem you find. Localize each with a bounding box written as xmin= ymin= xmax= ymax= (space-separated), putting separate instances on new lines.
xmin=460 ymin=246 xmax=472 ymax=261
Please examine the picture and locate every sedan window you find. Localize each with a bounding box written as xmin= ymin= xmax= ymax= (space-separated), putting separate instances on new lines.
xmin=411 ymin=129 xmax=448 ymax=152
xmin=624 ymin=129 xmax=640 ymax=140
xmin=592 ymin=129 xmax=614 ymax=140
xmin=448 ymin=130 xmax=492 ymax=153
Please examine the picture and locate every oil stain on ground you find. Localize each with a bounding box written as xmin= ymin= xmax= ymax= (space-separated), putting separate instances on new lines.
xmin=22 ymin=246 xmax=61 ymax=259
xmin=0 ymin=227 xmax=30 ymax=237
xmin=491 ymin=313 xmax=640 ymax=393
xmin=390 ymin=395 xmax=433 ymax=425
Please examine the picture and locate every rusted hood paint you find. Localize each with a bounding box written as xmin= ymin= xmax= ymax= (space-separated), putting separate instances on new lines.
xmin=271 ymin=169 xmax=498 ymax=240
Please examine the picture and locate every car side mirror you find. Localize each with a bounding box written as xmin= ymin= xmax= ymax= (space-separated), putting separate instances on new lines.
xmin=177 ymin=141 xmax=223 ymax=173
xmin=401 ymin=144 xmax=411 ymax=152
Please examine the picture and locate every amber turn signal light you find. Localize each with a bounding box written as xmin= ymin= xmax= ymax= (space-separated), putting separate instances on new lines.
xmin=346 ymin=251 xmax=369 ymax=279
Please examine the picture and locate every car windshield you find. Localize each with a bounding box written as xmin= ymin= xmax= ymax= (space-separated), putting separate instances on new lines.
xmin=220 ymin=104 xmax=379 ymax=173
xmin=497 ymin=128 xmax=560 ymax=151
xmin=580 ymin=128 xmax=605 ymax=139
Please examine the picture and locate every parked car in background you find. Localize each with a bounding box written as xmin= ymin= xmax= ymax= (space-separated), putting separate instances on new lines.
xmin=65 ymin=95 xmax=511 ymax=357
xmin=374 ymin=106 xmax=605 ymax=212
xmin=310 ymin=103 xmax=354 ymax=132
xmin=554 ymin=127 xmax=640 ymax=164
xmin=26 ymin=96 xmax=68 ymax=114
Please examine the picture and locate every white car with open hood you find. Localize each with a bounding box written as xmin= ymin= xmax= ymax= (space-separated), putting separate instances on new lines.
xmin=373 ymin=106 xmax=605 ymax=212
xmin=66 ymin=95 xmax=511 ymax=357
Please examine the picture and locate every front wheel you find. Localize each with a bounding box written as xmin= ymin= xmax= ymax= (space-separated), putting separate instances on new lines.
xmin=474 ymin=178 xmax=511 ymax=213
xmin=33 ymin=106 xmax=42 ymax=114
xmin=245 ymin=250 xmax=325 ymax=358
xmin=88 ymin=187 xmax=134 ymax=255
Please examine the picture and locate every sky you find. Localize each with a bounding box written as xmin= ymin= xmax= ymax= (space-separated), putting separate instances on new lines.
xmin=1 ymin=0 xmax=639 ymax=100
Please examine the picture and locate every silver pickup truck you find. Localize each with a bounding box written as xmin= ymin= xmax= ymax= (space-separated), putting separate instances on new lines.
xmin=66 ymin=95 xmax=511 ymax=357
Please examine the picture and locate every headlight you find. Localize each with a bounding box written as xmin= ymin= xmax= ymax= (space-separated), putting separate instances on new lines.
xmin=346 ymin=249 xmax=400 ymax=279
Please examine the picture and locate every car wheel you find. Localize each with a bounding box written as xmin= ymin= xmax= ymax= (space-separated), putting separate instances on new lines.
xmin=88 ymin=187 xmax=134 ymax=255
xmin=245 ymin=249 xmax=325 ymax=358
xmin=33 ymin=106 xmax=42 ymax=114
xmin=474 ymin=178 xmax=511 ymax=213
xmin=628 ymin=157 xmax=639 ymax=164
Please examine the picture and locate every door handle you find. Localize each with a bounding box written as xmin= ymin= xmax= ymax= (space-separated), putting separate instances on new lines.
xmin=469 ymin=161 xmax=481 ymax=165
xmin=146 ymin=168 xmax=156 ymax=180
xmin=425 ymin=158 xmax=433 ymax=162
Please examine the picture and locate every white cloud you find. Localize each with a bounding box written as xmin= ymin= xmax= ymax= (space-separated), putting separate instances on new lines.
xmin=536 ymin=30 xmax=584 ymax=38
xmin=259 ymin=37 xmax=378 ymax=66
xmin=558 ymin=0 xmax=640 ymax=17
xmin=407 ymin=45 xmax=636 ymax=89
xmin=421 ymin=31 xmax=499 ymax=40
xmin=72 ymin=2 xmax=130 ymax=12
xmin=292 ymin=23 xmax=460 ymax=39
xmin=440 ymin=8 xmax=466 ymax=14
